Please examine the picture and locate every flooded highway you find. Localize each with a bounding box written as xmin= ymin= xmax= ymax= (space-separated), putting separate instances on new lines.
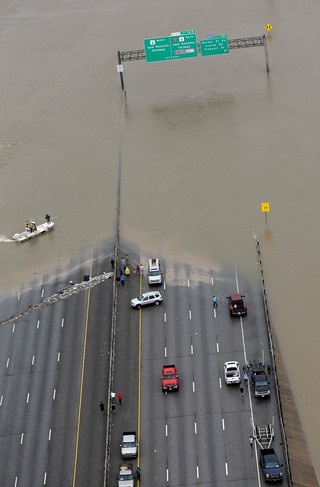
xmin=0 ymin=0 xmax=320 ymax=480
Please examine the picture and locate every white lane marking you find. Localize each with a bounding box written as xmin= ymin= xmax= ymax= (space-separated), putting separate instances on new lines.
xmin=193 ymin=381 xmax=195 ymax=392
xmin=213 ymin=308 xmax=216 ymax=318
xmin=225 ymin=463 xmax=228 ymax=475
xmin=31 ymin=355 xmax=35 ymax=366
xmin=216 ymin=342 xmax=219 ymax=353
xmin=14 ymin=477 xmax=18 ymax=487
xmin=189 ymin=310 xmax=192 ymax=320
xmin=0 ymin=395 xmax=3 ymax=406
xmin=6 ymin=358 xmax=9 ymax=368
xmin=166 ymin=424 xmax=168 ymax=436
xmin=48 ymin=429 xmax=52 ymax=441
xmin=61 ymin=318 xmax=64 ymax=328
xmin=53 ymin=389 xmax=56 ymax=400
xmin=26 ymin=393 xmax=30 ymax=404
xmin=219 ymin=378 xmax=222 ymax=388
xmin=20 ymin=433 xmax=24 ymax=445
xmin=164 ymin=347 xmax=167 ymax=357
xmin=17 ymin=292 xmax=20 ymax=300
xmin=190 ymin=344 xmax=194 ymax=355
xmin=164 ymin=312 xmax=166 ymax=322
xmin=44 ymin=472 xmax=47 ymax=484
xmin=57 ymin=353 xmax=60 ymax=362
xmin=196 ymin=465 xmax=200 ymax=478
xmin=194 ymin=422 xmax=197 ymax=434
xmin=166 ymin=469 xmax=169 ymax=482
xmin=211 ymin=276 xmax=214 ymax=285
xmin=37 ymin=320 xmax=40 ymax=329
xmin=164 ymin=281 xmax=166 ymax=290
xmin=41 ymin=288 xmax=44 ymax=298
xmin=222 ymin=418 xmax=225 ymax=430
xmin=187 ymin=279 xmax=190 ymax=287
xmin=12 ymin=323 xmax=15 ymax=333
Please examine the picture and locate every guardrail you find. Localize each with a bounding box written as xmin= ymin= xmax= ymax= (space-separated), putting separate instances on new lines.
xmin=255 ymin=236 xmax=292 ymax=486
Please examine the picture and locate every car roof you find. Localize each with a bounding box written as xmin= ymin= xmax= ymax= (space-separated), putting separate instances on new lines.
xmin=224 ymin=361 xmax=239 ymax=367
xmin=142 ymin=291 xmax=160 ymax=297
xmin=229 ymin=293 xmax=242 ymax=300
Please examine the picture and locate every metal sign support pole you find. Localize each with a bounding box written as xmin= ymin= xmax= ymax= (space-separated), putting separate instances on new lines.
xmin=117 ymin=51 xmax=125 ymax=90
xmin=263 ymin=35 xmax=270 ymax=73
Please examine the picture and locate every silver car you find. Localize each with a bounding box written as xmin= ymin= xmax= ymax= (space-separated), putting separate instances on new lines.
xmin=131 ymin=291 xmax=163 ymax=309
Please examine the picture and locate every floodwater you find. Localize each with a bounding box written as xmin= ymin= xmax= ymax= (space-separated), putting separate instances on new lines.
xmin=1 ymin=0 xmax=320 ymax=479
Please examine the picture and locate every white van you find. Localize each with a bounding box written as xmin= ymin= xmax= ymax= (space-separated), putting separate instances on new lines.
xmin=148 ymin=258 xmax=162 ymax=285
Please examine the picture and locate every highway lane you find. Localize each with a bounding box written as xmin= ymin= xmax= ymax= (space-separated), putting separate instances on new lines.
xmin=110 ymin=256 xmax=288 ymax=486
xmin=0 ymin=248 xmax=114 ymax=487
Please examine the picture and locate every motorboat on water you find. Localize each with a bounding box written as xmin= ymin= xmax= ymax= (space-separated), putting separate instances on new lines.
xmin=13 ymin=217 xmax=54 ymax=243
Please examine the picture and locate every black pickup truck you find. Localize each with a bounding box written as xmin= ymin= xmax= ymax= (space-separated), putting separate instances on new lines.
xmin=251 ymin=365 xmax=270 ymax=398
xmin=259 ymin=448 xmax=283 ymax=482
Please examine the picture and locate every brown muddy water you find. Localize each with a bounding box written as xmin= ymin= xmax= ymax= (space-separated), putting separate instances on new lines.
xmin=0 ymin=0 xmax=319 ymax=479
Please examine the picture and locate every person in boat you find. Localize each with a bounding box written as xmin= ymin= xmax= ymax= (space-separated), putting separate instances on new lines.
xmin=28 ymin=221 xmax=33 ymax=233
xmin=45 ymin=214 xmax=51 ymax=223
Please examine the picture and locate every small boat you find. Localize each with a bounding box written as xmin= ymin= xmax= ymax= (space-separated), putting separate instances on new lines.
xmin=13 ymin=219 xmax=54 ymax=243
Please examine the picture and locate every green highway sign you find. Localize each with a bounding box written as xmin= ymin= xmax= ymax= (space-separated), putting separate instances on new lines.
xmin=170 ymin=30 xmax=198 ymax=60
xmin=200 ymin=35 xmax=229 ymax=56
xmin=144 ymin=29 xmax=198 ymax=63
xmin=144 ymin=36 xmax=172 ymax=63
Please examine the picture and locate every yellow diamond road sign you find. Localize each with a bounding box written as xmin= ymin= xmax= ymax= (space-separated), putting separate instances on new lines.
xmin=261 ymin=202 xmax=270 ymax=212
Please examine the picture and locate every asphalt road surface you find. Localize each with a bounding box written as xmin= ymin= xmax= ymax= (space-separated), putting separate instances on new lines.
xmin=0 ymin=247 xmax=288 ymax=486
xmin=110 ymin=256 xmax=288 ymax=486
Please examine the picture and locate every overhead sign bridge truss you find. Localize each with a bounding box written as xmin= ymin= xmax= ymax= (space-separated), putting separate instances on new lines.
xmin=119 ymin=35 xmax=266 ymax=63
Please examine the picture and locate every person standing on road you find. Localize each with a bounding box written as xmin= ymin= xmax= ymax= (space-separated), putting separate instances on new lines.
xmin=136 ymin=466 xmax=141 ymax=480
xmin=119 ymin=267 xmax=123 ymax=276
xmin=121 ymin=257 xmax=126 ymax=267
xmin=120 ymin=274 xmax=124 ymax=285
xmin=99 ymin=402 xmax=105 ymax=414
xmin=111 ymin=258 xmax=115 ymax=269
xmin=239 ymin=383 xmax=244 ymax=396
xmin=249 ymin=436 xmax=254 ymax=449
xmin=118 ymin=392 xmax=122 ymax=405
xmin=213 ymin=296 xmax=217 ymax=308
xmin=125 ymin=266 xmax=130 ymax=278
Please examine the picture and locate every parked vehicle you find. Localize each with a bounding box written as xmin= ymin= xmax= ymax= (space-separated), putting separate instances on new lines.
xmin=249 ymin=361 xmax=271 ymax=398
xmin=118 ymin=464 xmax=134 ymax=487
xmin=161 ymin=364 xmax=179 ymax=392
xmin=224 ymin=361 xmax=241 ymax=384
xmin=131 ymin=291 xmax=163 ymax=309
xmin=148 ymin=258 xmax=162 ymax=285
xmin=226 ymin=293 xmax=247 ymax=316
xmin=120 ymin=432 xmax=137 ymax=458
xmin=259 ymin=448 xmax=283 ymax=482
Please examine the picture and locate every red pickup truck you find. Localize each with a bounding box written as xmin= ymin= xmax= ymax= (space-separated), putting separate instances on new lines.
xmin=161 ymin=365 xmax=179 ymax=392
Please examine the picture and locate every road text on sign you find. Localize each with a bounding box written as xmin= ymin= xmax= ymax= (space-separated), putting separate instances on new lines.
xmin=200 ymin=35 xmax=229 ymax=56
xmin=144 ymin=36 xmax=172 ymax=63
xmin=261 ymin=202 xmax=270 ymax=212
xmin=144 ymin=29 xmax=198 ymax=63
xmin=170 ymin=30 xmax=198 ymax=60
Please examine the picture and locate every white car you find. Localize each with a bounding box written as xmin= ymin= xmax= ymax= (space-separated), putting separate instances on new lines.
xmin=224 ymin=361 xmax=241 ymax=384
xmin=131 ymin=291 xmax=163 ymax=309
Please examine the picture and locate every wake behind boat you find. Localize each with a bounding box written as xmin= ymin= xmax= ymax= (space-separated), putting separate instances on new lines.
xmin=13 ymin=215 xmax=54 ymax=243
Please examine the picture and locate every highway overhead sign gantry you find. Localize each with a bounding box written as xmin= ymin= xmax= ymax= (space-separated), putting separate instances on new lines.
xmin=144 ymin=29 xmax=198 ymax=63
xmin=200 ymin=35 xmax=229 ymax=56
